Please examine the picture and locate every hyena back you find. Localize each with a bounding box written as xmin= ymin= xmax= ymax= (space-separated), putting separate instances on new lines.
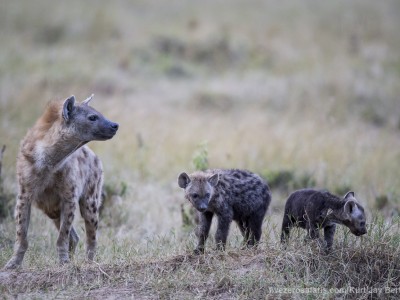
xmin=178 ymin=169 xmax=271 ymax=253
xmin=4 ymin=95 xmax=118 ymax=269
xmin=281 ymin=189 xmax=367 ymax=251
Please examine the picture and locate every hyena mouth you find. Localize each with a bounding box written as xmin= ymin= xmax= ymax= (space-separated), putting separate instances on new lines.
xmin=96 ymin=129 xmax=118 ymax=140
xmin=354 ymin=230 xmax=366 ymax=236
xmin=196 ymin=205 xmax=208 ymax=213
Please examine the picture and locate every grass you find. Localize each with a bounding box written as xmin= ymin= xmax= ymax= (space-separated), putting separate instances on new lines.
xmin=1 ymin=0 xmax=400 ymax=298
xmin=1 ymin=216 xmax=400 ymax=299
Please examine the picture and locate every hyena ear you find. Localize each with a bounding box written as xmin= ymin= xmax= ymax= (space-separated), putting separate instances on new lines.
xmin=62 ymin=95 xmax=75 ymax=121
xmin=178 ymin=172 xmax=191 ymax=189
xmin=343 ymin=200 xmax=355 ymax=219
xmin=344 ymin=191 xmax=355 ymax=200
xmin=344 ymin=200 xmax=363 ymax=220
xmin=82 ymin=94 xmax=94 ymax=106
xmin=208 ymin=173 xmax=219 ymax=187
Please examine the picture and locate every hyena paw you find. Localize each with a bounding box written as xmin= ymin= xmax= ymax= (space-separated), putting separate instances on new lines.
xmin=59 ymin=256 xmax=70 ymax=265
xmin=193 ymin=248 xmax=205 ymax=255
xmin=4 ymin=258 xmax=21 ymax=270
xmin=215 ymin=243 xmax=226 ymax=251
xmin=87 ymin=249 xmax=95 ymax=261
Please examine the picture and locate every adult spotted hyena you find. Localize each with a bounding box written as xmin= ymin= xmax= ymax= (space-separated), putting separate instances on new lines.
xmin=281 ymin=189 xmax=367 ymax=251
xmin=178 ymin=169 xmax=271 ymax=253
xmin=4 ymin=95 xmax=118 ymax=269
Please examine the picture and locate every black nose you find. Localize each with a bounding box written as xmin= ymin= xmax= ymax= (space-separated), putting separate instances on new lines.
xmin=111 ymin=122 xmax=119 ymax=130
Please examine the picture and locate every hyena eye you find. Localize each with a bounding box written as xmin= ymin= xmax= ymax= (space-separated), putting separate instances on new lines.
xmin=88 ymin=115 xmax=98 ymax=121
xmin=191 ymin=193 xmax=199 ymax=199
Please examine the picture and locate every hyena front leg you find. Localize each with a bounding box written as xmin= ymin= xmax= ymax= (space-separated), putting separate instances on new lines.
xmin=215 ymin=215 xmax=232 ymax=251
xmin=4 ymin=193 xmax=32 ymax=269
xmin=306 ymin=222 xmax=326 ymax=248
xmin=306 ymin=222 xmax=320 ymax=240
xmin=79 ymin=198 xmax=99 ymax=261
xmin=324 ymin=224 xmax=336 ymax=252
xmin=194 ymin=211 xmax=213 ymax=254
xmin=280 ymin=214 xmax=292 ymax=244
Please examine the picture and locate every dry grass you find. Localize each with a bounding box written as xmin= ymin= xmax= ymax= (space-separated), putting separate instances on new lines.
xmin=1 ymin=0 xmax=400 ymax=298
xmin=1 ymin=219 xmax=400 ymax=299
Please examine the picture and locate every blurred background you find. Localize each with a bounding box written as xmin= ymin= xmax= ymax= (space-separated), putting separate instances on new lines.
xmin=0 ymin=0 xmax=399 ymax=249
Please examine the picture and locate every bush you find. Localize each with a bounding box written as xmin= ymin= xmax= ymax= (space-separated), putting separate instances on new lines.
xmin=192 ymin=142 xmax=209 ymax=171
xmin=99 ymin=181 xmax=128 ymax=228
xmin=262 ymin=169 xmax=316 ymax=192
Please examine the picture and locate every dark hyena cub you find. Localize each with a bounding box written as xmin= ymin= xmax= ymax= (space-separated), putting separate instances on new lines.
xmin=281 ymin=189 xmax=367 ymax=251
xmin=178 ymin=169 xmax=271 ymax=253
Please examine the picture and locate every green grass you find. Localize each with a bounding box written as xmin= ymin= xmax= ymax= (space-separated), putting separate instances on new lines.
xmin=1 ymin=0 xmax=400 ymax=298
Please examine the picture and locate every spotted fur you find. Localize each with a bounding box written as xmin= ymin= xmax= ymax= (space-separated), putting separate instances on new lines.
xmin=178 ymin=169 xmax=271 ymax=253
xmin=4 ymin=95 xmax=118 ymax=269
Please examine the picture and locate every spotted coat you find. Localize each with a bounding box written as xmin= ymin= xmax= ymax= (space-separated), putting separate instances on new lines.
xmin=4 ymin=95 xmax=118 ymax=269
xmin=178 ymin=169 xmax=271 ymax=253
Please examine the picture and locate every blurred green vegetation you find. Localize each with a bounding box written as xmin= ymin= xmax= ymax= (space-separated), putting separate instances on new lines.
xmin=0 ymin=0 xmax=399 ymax=238
xmin=0 ymin=0 xmax=398 ymax=227
xmin=0 ymin=1 xmax=400 ymax=297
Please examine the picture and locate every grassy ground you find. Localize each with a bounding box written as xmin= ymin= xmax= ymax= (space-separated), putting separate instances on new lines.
xmin=1 ymin=0 xmax=400 ymax=298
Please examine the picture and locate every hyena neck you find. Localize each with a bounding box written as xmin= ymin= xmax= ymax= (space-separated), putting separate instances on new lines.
xmin=45 ymin=138 xmax=87 ymax=169
xmin=320 ymin=192 xmax=347 ymax=224
xmin=322 ymin=192 xmax=343 ymax=210
xmin=327 ymin=210 xmax=346 ymax=224
xmin=22 ymin=125 xmax=87 ymax=171
xmin=325 ymin=198 xmax=348 ymax=224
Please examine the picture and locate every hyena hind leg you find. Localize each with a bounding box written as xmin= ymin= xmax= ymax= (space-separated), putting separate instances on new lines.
xmin=69 ymin=227 xmax=79 ymax=256
xmin=79 ymin=199 xmax=99 ymax=261
xmin=247 ymin=214 xmax=264 ymax=247
xmin=56 ymin=200 xmax=77 ymax=265
xmin=52 ymin=218 xmax=79 ymax=258
xmin=236 ymin=220 xmax=250 ymax=248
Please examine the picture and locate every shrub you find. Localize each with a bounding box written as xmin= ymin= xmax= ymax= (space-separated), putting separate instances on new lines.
xmin=262 ymin=169 xmax=316 ymax=192
xmin=192 ymin=142 xmax=209 ymax=171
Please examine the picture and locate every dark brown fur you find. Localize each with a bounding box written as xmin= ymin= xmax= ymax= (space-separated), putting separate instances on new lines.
xmin=281 ymin=189 xmax=367 ymax=251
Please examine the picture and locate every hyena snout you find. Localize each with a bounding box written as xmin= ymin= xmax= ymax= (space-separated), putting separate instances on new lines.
xmin=191 ymin=196 xmax=209 ymax=212
xmin=353 ymin=227 xmax=367 ymax=236
xmin=105 ymin=120 xmax=119 ymax=136
xmin=96 ymin=119 xmax=119 ymax=140
xmin=196 ymin=201 xmax=208 ymax=212
xmin=347 ymin=220 xmax=367 ymax=236
xmin=343 ymin=197 xmax=367 ymax=236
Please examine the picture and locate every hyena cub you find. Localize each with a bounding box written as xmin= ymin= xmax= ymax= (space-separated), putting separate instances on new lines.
xmin=281 ymin=189 xmax=367 ymax=251
xmin=178 ymin=169 xmax=271 ymax=253
xmin=4 ymin=95 xmax=118 ymax=269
